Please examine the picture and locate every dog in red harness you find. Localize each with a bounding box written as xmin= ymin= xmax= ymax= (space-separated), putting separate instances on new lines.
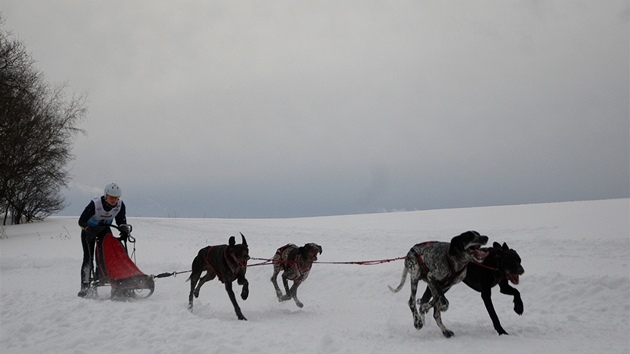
xmin=187 ymin=233 xmax=250 ymax=320
xmin=271 ymin=243 xmax=322 ymax=308
xmin=389 ymin=231 xmax=489 ymax=337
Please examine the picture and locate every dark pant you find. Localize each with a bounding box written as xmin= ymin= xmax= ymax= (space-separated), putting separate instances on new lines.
xmin=80 ymin=227 xmax=110 ymax=288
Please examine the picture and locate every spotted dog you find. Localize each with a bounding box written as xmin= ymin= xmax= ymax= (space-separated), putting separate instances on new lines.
xmin=271 ymin=243 xmax=322 ymax=308
xmin=187 ymin=233 xmax=250 ymax=320
xmin=389 ymin=231 xmax=489 ymax=337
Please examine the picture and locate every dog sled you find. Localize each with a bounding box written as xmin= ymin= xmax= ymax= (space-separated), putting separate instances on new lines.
xmin=86 ymin=224 xmax=155 ymax=300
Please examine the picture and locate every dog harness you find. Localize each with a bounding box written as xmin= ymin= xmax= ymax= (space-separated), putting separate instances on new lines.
xmin=414 ymin=242 xmax=467 ymax=287
xmin=204 ymin=246 xmax=246 ymax=283
xmin=277 ymin=243 xmax=295 ymax=258
xmin=413 ymin=242 xmax=434 ymax=274
xmin=276 ymin=244 xmax=312 ymax=280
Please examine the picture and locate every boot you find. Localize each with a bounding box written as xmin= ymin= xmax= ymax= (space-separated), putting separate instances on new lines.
xmin=94 ymin=267 xmax=102 ymax=285
xmin=77 ymin=283 xmax=89 ymax=297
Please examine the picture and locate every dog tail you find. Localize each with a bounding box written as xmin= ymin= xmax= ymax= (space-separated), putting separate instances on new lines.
xmin=388 ymin=267 xmax=408 ymax=293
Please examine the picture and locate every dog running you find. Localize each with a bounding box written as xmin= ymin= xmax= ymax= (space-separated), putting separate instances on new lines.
xmin=187 ymin=233 xmax=250 ymax=320
xmin=389 ymin=230 xmax=489 ymax=337
xmin=419 ymin=241 xmax=524 ymax=335
xmin=462 ymin=241 xmax=524 ymax=334
xmin=271 ymin=243 xmax=322 ymax=308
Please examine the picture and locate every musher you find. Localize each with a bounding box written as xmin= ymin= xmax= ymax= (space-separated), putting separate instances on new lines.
xmin=77 ymin=182 xmax=129 ymax=297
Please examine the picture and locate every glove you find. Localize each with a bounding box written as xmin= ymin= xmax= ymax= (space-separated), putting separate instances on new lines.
xmin=118 ymin=224 xmax=131 ymax=241
xmin=118 ymin=224 xmax=131 ymax=234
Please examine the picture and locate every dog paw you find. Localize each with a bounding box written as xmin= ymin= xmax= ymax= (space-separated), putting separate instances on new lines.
xmin=437 ymin=298 xmax=449 ymax=312
xmin=514 ymin=300 xmax=524 ymax=315
xmin=419 ymin=303 xmax=431 ymax=313
xmin=442 ymin=329 xmax=454 ymax=338
xmin=413 ymin=313 xmax=424 ymax=330
xmin=295 ymin=301 xmax=304 ymax=308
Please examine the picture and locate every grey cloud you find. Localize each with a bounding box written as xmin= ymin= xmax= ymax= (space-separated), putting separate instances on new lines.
xmin=3 ymin=0 xmax=628 ymax=218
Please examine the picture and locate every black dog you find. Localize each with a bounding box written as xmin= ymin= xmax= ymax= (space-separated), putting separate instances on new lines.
xmin=463 ymin=242 xmax=524 ymax=334
xmin=389 ymin=231 xmax=489 ymax=337
xmin=271 ymin=243 xmax=322 ymax=308
xmin=187 ymin=233 xmax=250 ymax=320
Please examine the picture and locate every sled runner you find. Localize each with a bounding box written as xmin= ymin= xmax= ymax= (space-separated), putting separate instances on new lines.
xmin=87 ymin=224 xmax=154 ymax=300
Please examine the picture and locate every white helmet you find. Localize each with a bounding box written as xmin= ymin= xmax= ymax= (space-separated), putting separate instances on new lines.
xmin=104 ymin=183 xmax=122 ymax=197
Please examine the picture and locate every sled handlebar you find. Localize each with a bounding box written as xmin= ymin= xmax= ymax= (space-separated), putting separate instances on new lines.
xmin=112 ymin=224 xmax=135 ymax=243
xmin=109 ymin=223 xmax=132 ymax=234
xmin=90 ymin=224 xmax=135 ymax=243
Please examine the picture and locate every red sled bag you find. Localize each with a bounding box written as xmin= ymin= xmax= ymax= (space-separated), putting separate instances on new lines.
xmin=96 ymin=233 xmax=154 ymax=293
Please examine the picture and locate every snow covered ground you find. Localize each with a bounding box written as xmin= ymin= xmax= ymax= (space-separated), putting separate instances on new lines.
xmin=1 ymin=199 xmax=628 ymax=354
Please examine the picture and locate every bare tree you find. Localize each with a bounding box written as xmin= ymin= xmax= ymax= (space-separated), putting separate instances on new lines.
xmin=1 ymin=17 xmax=86 ymax=224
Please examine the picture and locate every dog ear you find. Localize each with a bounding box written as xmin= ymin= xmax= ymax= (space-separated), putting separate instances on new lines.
xmin=229 ymin=236 xmax=236 ymax=246
xmin=493 ymin=242 xmax=502 ymax=249
xmin=449 ymin=232 xmax=471 ymax=256
xmin=240 ymin=232 xmax=247 ymax=246
xmin=502 ymin=242 xmax=509 ymax=250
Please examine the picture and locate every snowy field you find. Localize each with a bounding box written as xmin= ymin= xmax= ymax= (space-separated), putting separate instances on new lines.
xmin=1 ymin=199 xmax=628 ymax=354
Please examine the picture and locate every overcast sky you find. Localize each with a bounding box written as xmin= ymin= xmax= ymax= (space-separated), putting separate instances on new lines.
xmin=3 ymin=1 xmax=629 ymax=218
